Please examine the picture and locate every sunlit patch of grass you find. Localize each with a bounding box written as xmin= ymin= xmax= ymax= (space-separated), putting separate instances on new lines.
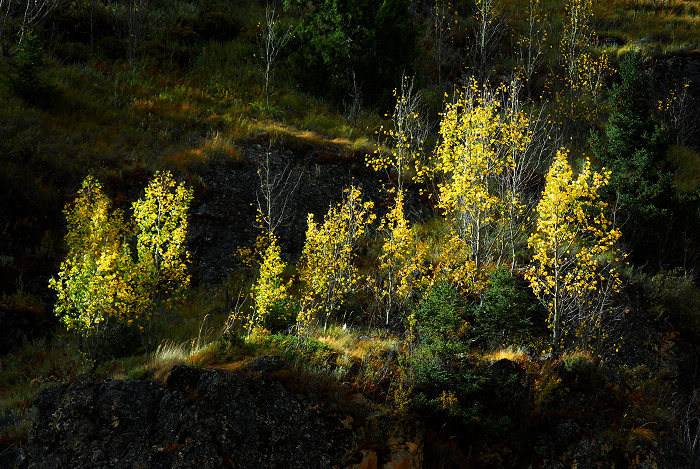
xmin=130 ymin=339 xmax=220 ymax=381
xmin=482 ymin=347 xmax=528 ymax=363
xmin=165 ymin=148 xmax=208 ymax=171
xmin=157 ymin=286 xmax=229 ymax=344
xmin=122 ymin=314 xmax=225 ymax=382
xmin=350 ymin=136 xmax=375 ymax=155
xmin=201 ymin=130 xmax=246 ymax=164
xmin=243 ymin=119 xmax=371 ymax=159
xmin=594 ymin=0 xmax=700 ymax=53
xmin=505 ymin=0 xmax=698 ymax=60
xmin=315 ymin=324 xmax=400 ymax=360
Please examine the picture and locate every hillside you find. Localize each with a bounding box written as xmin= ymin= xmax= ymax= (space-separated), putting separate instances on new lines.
xmin=1 ymin=0 xmax=700 ymax=467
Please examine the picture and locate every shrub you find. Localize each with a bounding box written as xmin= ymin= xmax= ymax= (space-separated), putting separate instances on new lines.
xmin=9 ymin=31 xmax=58 ymax=107
xmin=645 ymin=269 xmax=700 ymax=341
xmin=472 ymin=267 xmax=536 ymax=349
xmin=283 ymin=0 xmax=416 ymax=106
xmin=398 ymin=281 xmax=484 ymax=414
xmin=411 ymin=280 xmax=469 ymax=349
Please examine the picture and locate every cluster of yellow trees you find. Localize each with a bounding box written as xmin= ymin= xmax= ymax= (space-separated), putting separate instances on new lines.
xmin=49 ymin=172 xmax=192 ymax=357
xmin=234 ymin=75 xmax=624 ymax=354
xmin=52 ymin=0 xmax=623 ymax=355
xmin=52 ymin=90 xmax=623 ymax=358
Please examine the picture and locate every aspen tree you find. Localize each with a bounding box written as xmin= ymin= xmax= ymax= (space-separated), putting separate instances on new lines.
xmin=126 ymin=0 xmax=147 ymax=63
xmin=297 ymin=186 xmax=375 ymax=332
xmin=558 ymin=0 xmax=610 ymax=124
xmin=368 ymin=75 xmax=428 ymax=194
xmin=471 ymin=0 xmax=505 ymax=82
xmin=232 ymin=144 xmax=299 ymax=336
xmin=237 ymin=144 xmax=300 ymax=271
xmin=258 ymin=3 xmax=291 ymax=105
xmin=373 ymin=191 xmax=426 ymax=326
xmin=0 ymin=0 xmax=65 ymax=50
xmin=247 ymin=236 xmax=290 ymax=336
xmin=49 ymin=176 xmax=133 ymax=359
xmin=431 ymin=0 xmax=457 ymax=86
xmin=255 ymin=143 xmax=301 ymax=246
xmin=435 ymin=79 xmax=530 ymax=287
xmin=496 ymin=78 xmax=554 ymax=269
xmin=527 ymin=149 xmax=623 ymax=353
xmin=132 ymin=171 xmax=193 ymax=349
xmin=515 ymin=0 xmax=548 ymax=100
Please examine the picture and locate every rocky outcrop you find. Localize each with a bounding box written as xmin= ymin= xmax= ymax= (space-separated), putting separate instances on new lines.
xmin=22 ymin=363 xmax=357 ymax=468
xmin=20 ymin=359 xmax=426 ymax=469
xmin=188 ymin=143 xmax=386 ymax=284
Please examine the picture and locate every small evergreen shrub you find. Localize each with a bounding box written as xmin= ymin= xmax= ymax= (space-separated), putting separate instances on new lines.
xmin=411 ymin=280 xmax=469 ymax=349
xmin=10 ymin=31 xmax=58 ymax=107
xmin=472 ymin=267 xmax=537 ymax=349
xmin=262 ymin=301 xmax=298 ymax=334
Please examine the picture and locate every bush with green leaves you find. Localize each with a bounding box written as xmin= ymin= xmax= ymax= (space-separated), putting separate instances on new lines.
xmin=411 ymin=280 xmax=470 ymax=350
xmin=282 ymin=0 xmax=416 ymax=106
xmin=472 ymin=267 xmax=537 ymax=349
xmin=642 ymin=269 xmax=700 ymax=341
xmin=9 ymin=30 xmax=58 ymax=107
xmin=400 ymin=281 xmax=479 ymax=408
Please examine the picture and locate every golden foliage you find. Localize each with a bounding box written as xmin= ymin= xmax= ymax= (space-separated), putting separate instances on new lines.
xmin=372 ymin=191 xmax=426 ymax=325
xmin=367 ymin=75 xmax=426 ymax=193
xmin=49 ymin=172 xmax=193 ymax=354
xmin=558 ymin=0 xmax=611 ymax=124
xmin=49 ymin=176 xmax=132 ymax=340
xmin=434 ymin=79 xmax=531 ymax=288
xmin=527 ymin=149 xmax=624 ymax=352
xmin=246 ymin=237 xmax=290 ymax=336
xmin=131 ymin=171 xmax=193 ymax=326
xmin=297 ymin=186 xmax=375 ymax=332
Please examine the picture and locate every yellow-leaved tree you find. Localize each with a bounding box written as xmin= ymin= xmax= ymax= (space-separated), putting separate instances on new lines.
xmin=132 ymin=171 xmax=193 ymax=349
xmin=373 ymin=191 xmax=426 ymax=326
xmin=49 ymin=176 xmax=133 ymax=359
xmin=297 ymin=186 xmax=375 ymax=332
xmin=246 ymin=236 xmax=291 ymax=336
xmin=527 ymin=149 xmax=623 ymax=354
xmin=558 ymin=0 xmax=610 ymax=125
xmin=435 ymin=79 xmax=531 ymax=289
xmin=367 ymin=75 xmax=428 ymax=194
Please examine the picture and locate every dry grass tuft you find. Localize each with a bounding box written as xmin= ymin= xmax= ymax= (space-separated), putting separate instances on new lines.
xmin=135 ymin=339 xmax=219 ymax=382
xmin=482 ymin=348 xmax=528 ymax=362
xmin=630 ymin=425 xmax=658 ymax=444
xmin=316 ymin=326 xmax=400 ymax=361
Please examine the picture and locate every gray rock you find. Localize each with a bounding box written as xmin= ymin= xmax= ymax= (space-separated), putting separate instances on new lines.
xmin=244 ymin=355 xmax=288 ymax=375
xmin=22 ymin=366 xmax=355 ymax=469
